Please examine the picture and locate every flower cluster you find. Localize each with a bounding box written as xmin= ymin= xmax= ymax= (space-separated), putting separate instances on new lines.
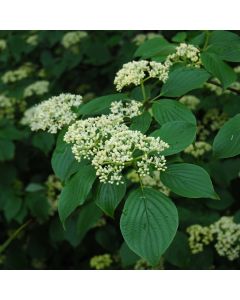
xmin=187 ymin=224 xmax=213 ymax=254
xmin=166 ymin=43 xmax=201 ymax=67
xmin=187 ymin=216 xmax=240 ymax=261
xmin=110 ymin=100 xmax=142 ymax=118
xmin=0 ymin=95 xmax=16 ymax=120
xmin=132 ymin=32 xmax=163 ymax=46
xmin=184 ymin=141 xmax=212 ymax=158
xmin=26 ymin=34 xmax=38 ymax=46
xmin=45 ymin=175 xmax=62 ymax=215
xmin=179 ymin=95 xmax=200 ymax=110
xmin=114 ymin=60 xmax=169 ymax=91
xmin=0 ymin=39 xmax=6 ymax=51
xmin=203 ymin=108 xmax=228 ymax=131
xmin=65 ymin=100 xmax=169 ymax=184
xmin=90 ymin=254 xmax=113 ymax=270
xmin=127 ymin=169 xmax=170 ymax=196
xmin=2 ymin=63 xmax=34 ymax=84
xmin=61 ymin=31 xmax=88 ymax=49
xmin=205 ymin=78 xmax=240 ymax=96
xmin=21 ymin=93 xmax=82 ymax=134
xmin=24 ymin=80 xmax=49 ymax=98
xmin=134 ymin=257 xmax=164 ymax=270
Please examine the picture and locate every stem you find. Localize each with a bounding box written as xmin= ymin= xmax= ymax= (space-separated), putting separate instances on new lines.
xmin=0 ymin=219 xmax=32 ymax=254
xmin=141 ymin=80 xmax=147 ymax=102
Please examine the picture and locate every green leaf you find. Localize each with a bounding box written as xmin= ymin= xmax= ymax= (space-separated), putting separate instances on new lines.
xmin=151 ymin=121 xmax=196 ymax=156
xmin=172 ymin=32 xmax=187 ymax=43
xmin=152 ymin=99 xmax=196 ymax=125
xmin=119 ymin=242 xmax=140 ymax=267
xmin=120 ymin=187 xmax=178 ymax=266
xmin=76 ymin=201 xmax=102 ymax=240
xmin=213 ymin=114 xmax=240 ymax=159
xmin=201 ymin=52 xmax=237 ymax=89
xmin=134 ymin=37 xmax=175 ymax=59
xmin=32 ymin=132 xmax=55 ymax=155
xmin=161 ymin=163 xmax=218 ymax=199
xmin=58 ymin=165 xmax=96 ymax=225
xmin=51 ymin=133 xmax=80 ymax=181
xmin=26 ymin=192 xmax=50 ymax=221
xmin=0 ymin=140 xmax=15 ymax=161
xmin=77 ymin=93 xmax=127 ymax=116
xmin=3 ymin=190 xmax=22 ymax=222
xmin=95 ymin=182 xmax=126 ymax=217
xmin=130 ymin=111 xmax=152 ymax=133
xmin=208 ymin=30 xmax=240 ymax=62
xmin=161 ymin=67 xmax=210 ymax=97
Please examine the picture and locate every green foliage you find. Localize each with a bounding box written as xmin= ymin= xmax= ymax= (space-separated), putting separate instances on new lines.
xmin=213 ymin=114 xmax=240 ymax=158
xmin=58 ymin=165 xmax=96 ymax=225
xmin=161 ymin=163 xmax=218 ymax=199
xmin=0 ymin=30 xmax=240 ymax=270
xmin=120 ymin=188 xmax=178 ymax=265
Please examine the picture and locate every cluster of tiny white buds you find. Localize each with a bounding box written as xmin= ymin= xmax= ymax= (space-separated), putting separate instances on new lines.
xmin=61 ymin=31 xmax=88 ymax=49
xmin=114 ymin=60 xmax=170 ymax=91
xmin=64 ymin=100 xmax=169 ymax=184
xmin=21 ymin=93 xmax=82 ymax=134
xmin=110 ymin=100 xmax=142 ymax=118
xmin=184 ymin=141 xmax=212 ymax=158
xmin=23 ymin=80 xmax=50 ymax=98
xmin=179 ymin=95 xmax=200 ymax=110
xmin=165 ymin=43 xmax=201 ymax=68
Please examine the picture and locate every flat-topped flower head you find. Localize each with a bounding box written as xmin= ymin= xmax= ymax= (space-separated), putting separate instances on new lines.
xmin=24 ymin=80 xmax=49 ymax=98
xmin=166 ymin=43 xmax=201 ymax=67
xmin=21 ymin=93 xmax=82 ymax=134
xmin=114 ymin=60 xmax=150 ymax=91
xmin=110 ymin=100 xmax=143 ymax=118
xmin=114 ymin=60 xmax=170 ymax=91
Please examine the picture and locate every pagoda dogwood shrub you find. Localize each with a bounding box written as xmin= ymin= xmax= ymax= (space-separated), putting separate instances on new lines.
xmin=0 ymin=30 xmax=240 ymax=270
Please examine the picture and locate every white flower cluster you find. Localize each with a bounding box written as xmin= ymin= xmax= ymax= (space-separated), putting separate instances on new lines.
xmin=21 ymin=93 xmax=82 ymax=134
xmin=127 ymin=169 xmax=170 ymax=196
xmin=187 ymin=216 xmax=240 ymax=261
xmin=0 ymin=39 xmax=6 ymax=51
xmin=114 ymin=60 xmax=169 ymax=91
xmin=65 ymin=100 xmax=169 ymax=184
xmin=26 ymin=34 xmax=38 ymax=46
xmin=0 ymin=95 xmax=16 ymax=120
xmin=166 ymin=43 xmax=201 ymax=68
xmin=187 ymin=225 xmax=213 ymax=254
xmin=184 ymin=141 xmax=212 ymax=158
xmin=61 ymin=31 xmax=88 ymax=49
xmin=179 ymin=95 xmax=200 ymax=110
xmin=210 ymin=217 xmax=240 ymax=261
xmin=204 ymin=78 xmax=240 ymax=96
xmin=2 ymin=63 xmax=34 ymax=84
xmin=203 ymin=108 xmax=228 ymax=131
xmin=24 ymin=80 xmax=50 ymax=98
xmin=110 ymin=100 xmax=142 ymax=118
xmin=132 ymin=32 xmax=162 ymax=46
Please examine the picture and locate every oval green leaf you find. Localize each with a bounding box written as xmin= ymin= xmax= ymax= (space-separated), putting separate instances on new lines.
xmin=213 ymin=114 xmax=240 ymax=159
xmin=161 ymin=163 xmax=218 ymax=199
xmin=120 ymin=187 xmax=178 ymax=266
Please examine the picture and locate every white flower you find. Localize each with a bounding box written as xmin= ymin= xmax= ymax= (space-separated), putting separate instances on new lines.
xmin=184 ymin=141 xmax=212 ymax=158
xmin=187 ymin=216 xmax=240 ymax=261
xmin=179 ymin=95 xmax=200 ymax=110
xmin=114 ymin=60 xmax=169 ymax=91
xmin=64 ymin=101 xmax=169 ymax=184
xmin=114 ymin=60 xmax=150 ymax=91
xmin=0 ymin=95 xmax=16 ymax=120
xmin=2 ymin=63 xmax=34 ymax=84
xmin=149 ymin=61 xmax=169 ymax=82
xmin=21 ymin=93 xmax=82 ymax=134
xmin=110 ymin=100 xmax=142 ymax=118
xmin=24 ymin=81 xmax=50 ymax=98
xmin=166 ymin=43 xmax=201 ymax=68
xmin=61 ymin=31 xmax=88 ymax=48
